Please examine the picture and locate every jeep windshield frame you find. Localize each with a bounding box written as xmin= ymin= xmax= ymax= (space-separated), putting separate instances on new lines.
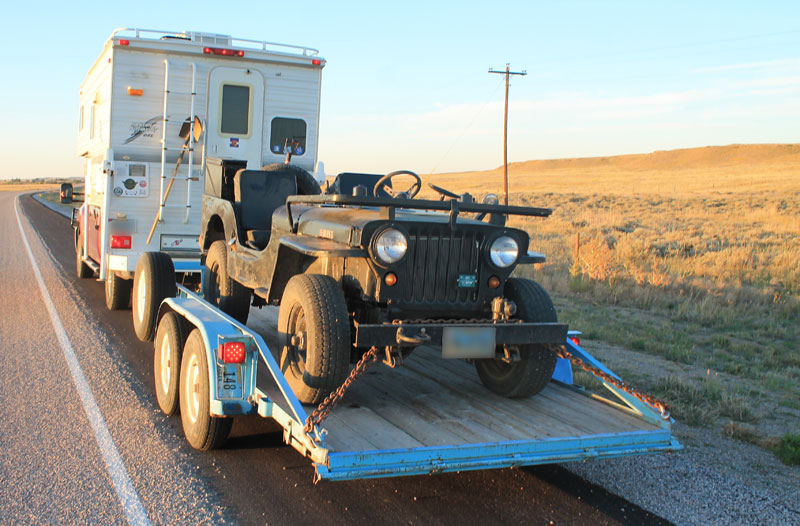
xmin=285 ymin=194 xmax=552 ymax=233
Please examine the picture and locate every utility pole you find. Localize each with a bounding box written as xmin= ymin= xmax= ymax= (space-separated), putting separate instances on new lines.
xmin=488 ymin=63 xmax=526 ymax=205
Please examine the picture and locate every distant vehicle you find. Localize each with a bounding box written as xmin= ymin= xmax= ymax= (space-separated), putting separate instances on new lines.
xmin=70 ymin=28 xmax=325 ymax=341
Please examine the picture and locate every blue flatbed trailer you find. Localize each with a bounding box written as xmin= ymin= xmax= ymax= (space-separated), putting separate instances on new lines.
xmin=158 ymin=285 xmax=681 ymax=482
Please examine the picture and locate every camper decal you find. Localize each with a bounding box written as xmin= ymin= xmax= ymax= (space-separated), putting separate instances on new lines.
xmin=229 ymin=138 xmax=240 ymax=148
xmin=124 ymin=116 xmax=161 ymax=144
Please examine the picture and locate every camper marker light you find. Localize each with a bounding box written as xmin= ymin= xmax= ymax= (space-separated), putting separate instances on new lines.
xmin=119 ymin=39 xmax=130 ymax=46
xmin=203 ymin=47 xmax=245 ymax=57
xmin=220 ymin=341 xmax=246 ymax=364
xmin=127 ymin=87 xmax=144 ymax=96
xmin=110 ymin=235 xmax=132 ymax=249
xmin=312 ymin=59 xmax=321 ymax=66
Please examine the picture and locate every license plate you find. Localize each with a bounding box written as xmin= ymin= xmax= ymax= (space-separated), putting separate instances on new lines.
xmin=458 ymin=274 xmax=477 ymax=288
xmin=442 ymin=327 xmax=496 ymax=359
xmin=216 ymin=364 xmax=242 ymax=399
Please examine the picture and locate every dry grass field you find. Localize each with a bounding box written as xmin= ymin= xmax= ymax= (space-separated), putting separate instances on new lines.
xmin=0 ymin=183 xmax=59 ymax=192
xmin=427 ymin=143 xmax=800 ymax=460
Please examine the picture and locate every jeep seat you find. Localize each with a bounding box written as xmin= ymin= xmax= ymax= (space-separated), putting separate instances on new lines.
xmin=328 ymin=172 xmax=392 ymax=198
xmin=234 ymin=169 xmax=298 ymax=250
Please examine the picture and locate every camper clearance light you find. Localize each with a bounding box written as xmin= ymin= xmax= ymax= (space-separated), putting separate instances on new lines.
xmin=119 ymin=39 xmax=130 ymax=46
xmin=312 ymin=59 xmax=321 ymax=66
xmin=220 ymin=341 xmax=246 ymax=364
xmin=203 ymin=47 xmax=245 ymax=58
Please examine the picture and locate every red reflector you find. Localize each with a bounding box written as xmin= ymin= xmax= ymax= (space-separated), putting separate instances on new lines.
xmin=110 ymin=235 xmax=131 ymax=249
xmin=119 ymin=39 xmax=130 ymax=46
xmin=221 ymin=341 xmax=246 ymax=364
xmin=569 ymin=336 xmax=581 ymax=347
xmin=203 ymin=47 xmax=243 ymax=57
xmin=312 ymin=59 xmax=321 ymax=66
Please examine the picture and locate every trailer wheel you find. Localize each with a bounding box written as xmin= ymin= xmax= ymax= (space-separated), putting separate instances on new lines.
xmin=180 ymin=329 xmax=232 ymax=450
xmin=475 ymin=279 xmax=558 ymax=398
xmin=76 ymin=239 xmax=92 ymax=279
xmin=204 ymin=240 xmax=250 ymax=324
xmin=278 ymin=274 xmax=350 ymax=405
xmin=262 ymin=163 xmax=321 ymax=195
xmin=154 ymin=311 xmax=188 ymax=416
xmin=105 ymin=272 xmax=132 ymax=311
xmin=132 ymin=252 xmax=177 ymax=342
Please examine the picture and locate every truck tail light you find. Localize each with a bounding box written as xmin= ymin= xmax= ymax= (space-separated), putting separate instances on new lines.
xmin=221 ymin=341 xmax=246 ymax=364
xmin=569 ymin=336 xmax=581 ymax=347
xmin=110 ymin=235 xmax=131 ymax=249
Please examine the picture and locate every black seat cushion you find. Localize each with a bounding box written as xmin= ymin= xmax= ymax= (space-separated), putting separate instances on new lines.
xmin=234 ymin=169 xmax=298 ymax=248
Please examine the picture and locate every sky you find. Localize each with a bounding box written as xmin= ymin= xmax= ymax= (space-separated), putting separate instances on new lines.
xmin=0 ymin=1 xmax=798 ymax=179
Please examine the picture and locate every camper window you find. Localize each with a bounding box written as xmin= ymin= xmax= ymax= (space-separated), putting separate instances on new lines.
xmin=220 ymin=84 xmax=250 ymax=135
xmin=270 ymin=117 xmax=307 ymax=156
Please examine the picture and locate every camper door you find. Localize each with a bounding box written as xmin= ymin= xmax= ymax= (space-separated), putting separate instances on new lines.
xmin=207 ymin=67 xmax=265 ymax=169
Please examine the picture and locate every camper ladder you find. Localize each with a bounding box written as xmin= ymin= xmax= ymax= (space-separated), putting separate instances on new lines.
xmin=158 ymin=60 xmax=197 ymax=224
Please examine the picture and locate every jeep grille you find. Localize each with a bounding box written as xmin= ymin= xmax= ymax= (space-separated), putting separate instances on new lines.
xmin=400 ymin=226 xmax=484 ymax=305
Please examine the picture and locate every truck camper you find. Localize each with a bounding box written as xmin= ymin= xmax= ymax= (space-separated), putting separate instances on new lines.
xmin=73 ymin=27 xmax=324 ymax=334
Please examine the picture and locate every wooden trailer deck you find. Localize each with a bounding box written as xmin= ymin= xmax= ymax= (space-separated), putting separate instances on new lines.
xmin=246 ymin=306 xmax=674 ymax=482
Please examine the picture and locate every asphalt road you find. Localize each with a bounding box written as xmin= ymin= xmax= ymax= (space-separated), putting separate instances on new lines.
xmin=1 ymin=191 xmax=674 ymax=525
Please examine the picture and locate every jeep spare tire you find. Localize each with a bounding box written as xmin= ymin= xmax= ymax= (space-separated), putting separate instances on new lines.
xmin=475 ymin=278 xmax=558 ymax=398
xmin=203 ymin=240 xmax=251 ymax=324
xmin=278 ymin=274 xmax=350 ymax=405
xmin=132 ymin=252 xmax=177 ymax=342
xmin=262 ymin=163 xmax=321 ymax=196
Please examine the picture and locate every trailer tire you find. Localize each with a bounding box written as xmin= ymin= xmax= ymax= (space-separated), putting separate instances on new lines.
xmin=262 ymin=163 xmax=321 ymax=195
xmin=278 ymin=274 xmax=350 ymax=405
xmin=204 ymin=241 xmax=251 ymax=324
xmin=76 ymin=239 xmax=92 ymax=279
xmin=154 ymin=311 xmax=188 ymax=416
xmin=180 ymin=329 xmax=232 ymax=450
xmin=475 ymin=278 xmax=558 ymax=398
xmin=132 ymin=252 xmax=177 ymax=342
xmin=105 ymin=272 xmax=132 ymax=310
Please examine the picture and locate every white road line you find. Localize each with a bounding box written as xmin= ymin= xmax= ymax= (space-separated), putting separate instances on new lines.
xmin=14 ymin=197 xmax=151 ymax=526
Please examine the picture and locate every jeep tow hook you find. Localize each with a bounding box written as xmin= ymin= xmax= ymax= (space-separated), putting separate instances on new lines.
xmin=395 ymin=326 xmax=430 ymax=346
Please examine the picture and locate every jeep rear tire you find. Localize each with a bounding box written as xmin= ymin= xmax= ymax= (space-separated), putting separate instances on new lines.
xmin=132 ymin=252 xmax=177 ymax=342
xmin=105 ymin=272 xmax=132 ymax=311
xmin=278 ymin=274 xmax=350 ymax=405
xmin=204 ymin=240 xmax=250 ymax=324
xmin=475 ymin=278 xmax=558 ymax=398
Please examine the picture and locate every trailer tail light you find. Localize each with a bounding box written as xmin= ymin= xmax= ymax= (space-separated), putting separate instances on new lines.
xmin=119 ymin=39 xmax=130 ymax=46
xmin=569 ymin=336 xmax=581 ymax=347
xmin=220 ymin=341 xmax=246 ymax=364
xmin=203 ymin=47 xmax=244 ymax=57
xmin=110 ymin=235 xmax=131 ymax=249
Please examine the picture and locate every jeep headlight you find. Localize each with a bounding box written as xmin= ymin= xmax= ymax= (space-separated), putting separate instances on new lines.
xmin=489 ymin=236 xmax=519 ymax=268
xmin=374 ymin=228 xmax=408 ymax=264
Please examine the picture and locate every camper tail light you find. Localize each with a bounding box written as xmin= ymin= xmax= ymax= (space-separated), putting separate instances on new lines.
xmin=219 ymin=341 xmax=246 ymax=364
xmin=203 ymin=47 xmax=245 ymax=58
xmin=110 ymin=235 xmax=132 ymax=249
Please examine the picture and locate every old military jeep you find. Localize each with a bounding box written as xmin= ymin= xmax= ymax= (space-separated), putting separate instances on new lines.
xmin=200 ymin=161 xmax=567 ymax=404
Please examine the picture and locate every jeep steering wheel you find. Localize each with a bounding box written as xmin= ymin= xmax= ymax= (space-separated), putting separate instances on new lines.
xmin=428 ymin=183 xmax=459 ymax=201
xmin=373 ymin=170 xmax=422 ymax=199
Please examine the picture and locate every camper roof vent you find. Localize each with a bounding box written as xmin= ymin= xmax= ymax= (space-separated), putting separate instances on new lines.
xmin=187 ymin=32 xmax=232 ymax=47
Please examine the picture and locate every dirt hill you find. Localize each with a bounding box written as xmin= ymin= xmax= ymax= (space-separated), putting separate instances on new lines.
xmin=425 ymin=144 xmax=800 ymax=197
